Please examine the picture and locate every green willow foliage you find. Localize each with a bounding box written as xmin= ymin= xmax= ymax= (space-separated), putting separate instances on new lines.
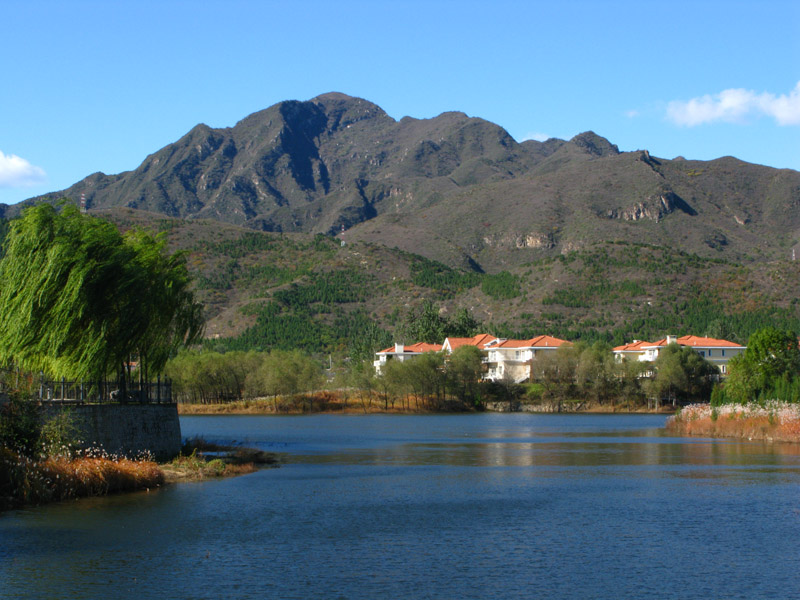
xmin=0 ymin=203 xmax=204 ymax=380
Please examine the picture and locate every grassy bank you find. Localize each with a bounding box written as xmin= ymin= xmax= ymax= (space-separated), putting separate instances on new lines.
xmin=667 ymin=402 xmax=800 ymax=442
xmin=0 ymin=440 xmax=278 ymax=510
xmin=0 ymin=448 xmax=163 ymax=511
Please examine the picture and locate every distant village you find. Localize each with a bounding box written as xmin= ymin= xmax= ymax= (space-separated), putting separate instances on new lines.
xmin=375 ymin=334 xmax=746 ymax=382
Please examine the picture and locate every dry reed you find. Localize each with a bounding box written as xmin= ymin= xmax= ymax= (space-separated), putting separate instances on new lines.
xmin=667 ymin=401 xmax=800 ymax=442
xmin=1 ymin=447 xmax=164 ymax=509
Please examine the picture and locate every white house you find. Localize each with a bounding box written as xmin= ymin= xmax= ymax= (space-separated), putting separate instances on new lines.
xmin=611 ymin=340 xmax=652 ymax=363
xmin=483 ymin=335 xmax=571 ymax=383
xmin=375 ymin=332 xmax=571 ymax=382
xmin=615 ymin=335 xmax=746 ymax=375
xmin=373 ymin=342 xmax=443 ymax=374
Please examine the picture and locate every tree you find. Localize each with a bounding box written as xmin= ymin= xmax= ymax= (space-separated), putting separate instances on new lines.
xmin=447 ymin=345 xmax=484 ymax=404
xmin=530 ymin=345 xmax=579 ymax=406
xmin=399 ymin=301 xmax=482 ymax=344
xmin=449 ymin=308 xmax=480 ymax=338
xmin=724 ymin=327 xmax=800 ymax=403
xmin=649 ymin=343 xmax=717 ymax=405
xmin=399 ymin=301 xmax=449 ymax=344
xmin=575 ymin=342 xmax=618 ymax=405
xmin=743 ymin=327 xmax=800 ymax=382
xmin=0 ymin=203 xmax=204 ymax=381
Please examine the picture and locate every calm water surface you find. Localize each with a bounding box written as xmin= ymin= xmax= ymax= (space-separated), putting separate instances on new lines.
xmin=3 ymin=413 xmax=800 ymax=599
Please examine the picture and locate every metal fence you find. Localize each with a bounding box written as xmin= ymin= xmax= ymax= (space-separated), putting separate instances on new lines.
xmin=4 ymin=373 xmax=173 ymax=404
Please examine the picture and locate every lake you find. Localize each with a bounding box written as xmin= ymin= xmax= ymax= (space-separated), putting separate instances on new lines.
xmin=2 ymin=413 xmax=800 ymax=599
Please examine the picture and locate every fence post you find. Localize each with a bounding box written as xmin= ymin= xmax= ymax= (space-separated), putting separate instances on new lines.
xmin=157 ymin=375 xmax=161 ymax=403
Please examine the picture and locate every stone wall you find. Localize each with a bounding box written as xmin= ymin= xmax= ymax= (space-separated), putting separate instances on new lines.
xmin=41 ymin=404 xmax=182 ymax=460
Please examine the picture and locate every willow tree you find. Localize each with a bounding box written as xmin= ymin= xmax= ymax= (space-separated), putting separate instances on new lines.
xmin=0 ymin=203 xmax=204 ymax=383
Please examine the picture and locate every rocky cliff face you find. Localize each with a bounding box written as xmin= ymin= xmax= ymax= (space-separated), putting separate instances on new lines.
xmin=603 ymin=191 xmax=696 ymax=222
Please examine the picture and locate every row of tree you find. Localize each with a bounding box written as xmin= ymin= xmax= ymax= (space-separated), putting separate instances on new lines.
xmin=351 ymin=345 xmax=485 ymax=411
xmin=166 ymin=349 xmax=323 ymax=406
xmin=525 ymin=341 xmax=717 ymax=408
xmin=165 ymin=340 xmax=717 ymax=411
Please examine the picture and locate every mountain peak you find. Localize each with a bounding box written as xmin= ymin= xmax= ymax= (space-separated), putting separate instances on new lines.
xmin=569 ymin=131 xmax=620 ymax=157
xmin=311 ymin=91 xmax=357 ymax=103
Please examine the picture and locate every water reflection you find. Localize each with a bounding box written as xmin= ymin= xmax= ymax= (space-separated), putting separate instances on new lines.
xmin=4 ymin=414 xmax=800 ymax=600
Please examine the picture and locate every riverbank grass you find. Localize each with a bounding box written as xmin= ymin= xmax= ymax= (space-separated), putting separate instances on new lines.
xmin=667 ymin=401 xmax=800 ymax=442
xmin=0 ymin=447 xmax=163 ymax=510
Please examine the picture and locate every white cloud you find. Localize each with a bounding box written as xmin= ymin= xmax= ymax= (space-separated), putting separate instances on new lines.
xmin=0 ymin=151 xmax=47 ymax=187
xmin=667 ymin=81 xmax=800 ymax=127
xmin=522 ymin=132 xmax=551 ymax=142
xmin=624 ymin=109 xmax=640 ymax=118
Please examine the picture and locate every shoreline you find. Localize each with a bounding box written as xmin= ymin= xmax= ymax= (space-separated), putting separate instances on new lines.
xmin=177 ymin=399 xmax=675 ymax=416
xmin=667 ymin=402 xmax=800 ymax=443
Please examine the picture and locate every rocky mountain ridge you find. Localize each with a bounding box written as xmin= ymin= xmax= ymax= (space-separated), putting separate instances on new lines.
xmin=11 ymin=92 xmax=800 ymax=272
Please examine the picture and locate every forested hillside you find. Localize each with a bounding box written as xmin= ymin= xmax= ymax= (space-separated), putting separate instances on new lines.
xmin=95 ymin=208 xmax=800 ymax=359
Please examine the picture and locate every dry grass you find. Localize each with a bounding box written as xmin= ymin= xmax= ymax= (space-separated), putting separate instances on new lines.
xmin=667 ymin=402 xmax=800 ymax=442
xmin=0 ymin=448 xmax=164 ymax=510
xmin=177 ymin=391 xmax=428 ymax=415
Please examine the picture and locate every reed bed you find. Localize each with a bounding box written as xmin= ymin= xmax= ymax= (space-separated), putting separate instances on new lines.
xmin=667 ymin=401 xmax=800 ymax=442
xmin=0 ymin=447 xmax=163 ymax=510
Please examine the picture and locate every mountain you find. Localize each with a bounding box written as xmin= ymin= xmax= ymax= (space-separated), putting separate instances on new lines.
xmin=13 ymin=92 xmax=800 ymax=272
xmin=93 ymin=208 xmax=800 ymax=356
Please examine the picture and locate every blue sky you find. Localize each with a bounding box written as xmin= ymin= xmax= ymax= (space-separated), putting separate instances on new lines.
xmin=1 ymin=0 xmax=798 ymax=205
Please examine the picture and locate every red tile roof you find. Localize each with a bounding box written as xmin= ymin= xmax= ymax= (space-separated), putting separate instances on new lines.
xmin=377 ymin=343 xmax=442 ymax=354
xmin=646 ymin=335 xmax=744 ymax=349
xmin=444 ymin=334 xmax=498 ymax=350
xmin=497 ymin=335 xmax=571 ymax=349
xmin=613 ymin=340 xmax=652 ymax=352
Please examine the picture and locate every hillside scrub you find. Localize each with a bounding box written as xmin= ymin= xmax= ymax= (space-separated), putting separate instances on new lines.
xmin=89 ymin=207 xmax=800 ymax=359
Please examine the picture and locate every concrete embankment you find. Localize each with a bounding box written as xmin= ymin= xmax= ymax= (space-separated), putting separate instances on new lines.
xmin=42 ymin=403 xmax=181 ymax=460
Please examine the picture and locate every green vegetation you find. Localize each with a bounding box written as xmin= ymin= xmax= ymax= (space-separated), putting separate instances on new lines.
xmin=0 ymin=204 xmax=204 ymax=381
xmin=409 ymin=256 xmax=481 ymax=296
xmin=397 ymin=301 xmax=481 ymax=345
xmin=647 ymin=343 xmax=717 ymax=404
xmin=721 ymin=327 xmax=800 ymax=404
xmin=166 ymin=349 xmax=324 ymax=407
xmin=481 ymin=271 xmax=521 ymax=299
xmin=89 ymin=211 xmax=800 ymax=366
